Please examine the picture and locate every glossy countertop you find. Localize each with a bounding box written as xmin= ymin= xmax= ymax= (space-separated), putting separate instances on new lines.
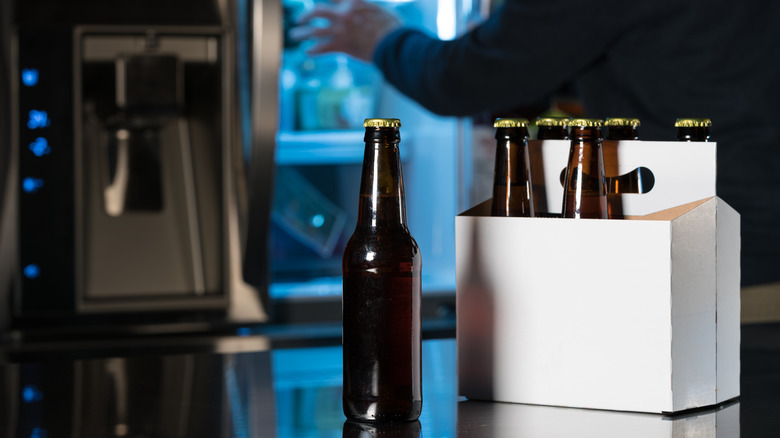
xmin=1 ymin=322 xmax=779 ymax=437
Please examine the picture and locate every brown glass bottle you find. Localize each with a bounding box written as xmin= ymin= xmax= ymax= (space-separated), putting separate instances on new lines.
xmin=604 ymin=117 xmax=640 ymax=140
xmin=675 ymin=118 xmax=711 ymax=141
xmin=604 ymin=118 xmax=641 ymax=195
xmin=561 ymin=118 xmax=608 ymax=219
xmin=342 ymin=118 xmax=422 ymax=423
xmin=491 ymin=118 xmax=534 ymax=217
xmin=536 ymin=116 xmax=571 ymax=140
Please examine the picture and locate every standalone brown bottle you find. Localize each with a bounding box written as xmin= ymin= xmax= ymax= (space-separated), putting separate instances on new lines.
xmin=491 ymin=118 xmax=534 ymax=217
xmin=675 ymin=118 xmax=711 ymax=141
xmin=561 ymin=118 xmax=608 ymax=219
xmin=536 ymin=116 xmax=571 ymax=140
xmin=342 ymin=118 xmax=422 ymax=423
xmin=604 ymin=117 xmax=640 ymax=140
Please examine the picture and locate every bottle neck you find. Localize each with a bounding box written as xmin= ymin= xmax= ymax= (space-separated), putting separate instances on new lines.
xmin=491 ymin=128 xmax=533 ymax=217
xmin=571 ymin=125 xmax=602 ymax=141
xmin=356 ymin=128 xmax=407 ymax=229
xmin=605 ymin=126 xmax=638 ymax=140
xmin=676 ymin=126 xmax=710 ymax=142
xmin=537 ymin=126 xmax=569 ymax=140
xmin=562 ymin=125 xmax=608 ymax=219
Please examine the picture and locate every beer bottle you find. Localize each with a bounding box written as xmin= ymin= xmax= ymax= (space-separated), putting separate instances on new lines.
xmin=604 ymin=117 xmax=641 ymax=195
xmin=561 ymin=118 xmax=608 ymax=219
xmin=536 ymin=116 xmax=571 ymax=140
xmin=675 ymin=118 xmax=711 ymax=141
xmin=491 ymin=118 xmax=535 ymax=217
xmin=604 ymin=117 xmax=640 ymax=140
xmin=342 ymin=118 xmax=422 ymax=423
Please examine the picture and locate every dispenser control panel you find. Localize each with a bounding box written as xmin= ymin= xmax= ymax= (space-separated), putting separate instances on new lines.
xmin=16 ymin=27 xmax=76 ymax=313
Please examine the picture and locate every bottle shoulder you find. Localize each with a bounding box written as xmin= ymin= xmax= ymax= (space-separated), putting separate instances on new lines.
xmin=344 ymin=227 xmax=421 ymax=267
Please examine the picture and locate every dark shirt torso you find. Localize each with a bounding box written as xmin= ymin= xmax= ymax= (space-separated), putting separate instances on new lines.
xmin=375 ymin=0 xmax=780 ymax=286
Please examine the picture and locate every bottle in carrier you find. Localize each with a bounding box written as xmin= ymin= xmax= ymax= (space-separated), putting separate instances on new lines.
xmin=675 ymin=118 xmax=711 ymax=141
xmin=536 ymin=116 xmax=571 ymax=140
xmin=561 ymin=118 xmax=609 ymax=219
xmin=604 ymin=117 xmax=640 ymax=140
xmin=604 ymin=117 xmax=646 ymax=195
xmin=491 ymin=118 xmax=535 ymax=217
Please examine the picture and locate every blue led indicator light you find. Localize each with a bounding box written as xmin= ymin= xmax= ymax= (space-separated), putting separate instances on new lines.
xmin=22 ymin=177 xmax=44 ymax=193
xmin=22 ymin=385 xmax=43 ymax=402
xmin=21 ymin=68 xmax=39 ymax=87
xmin=30 ymin=427 xmax=48 ymax=438
xmin=236 ymin=327 xmax=252 ymax=337
xmin=29 ymin=137 xmax=51 ymax=156
xmin=27 ymin=110 xmax=51 ymax=129
xmin=23 ymin=264 xmax=41 ymax=279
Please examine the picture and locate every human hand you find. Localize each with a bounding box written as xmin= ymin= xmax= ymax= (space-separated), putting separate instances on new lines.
xmin=289 ymin=0 xmax=401 ymax=62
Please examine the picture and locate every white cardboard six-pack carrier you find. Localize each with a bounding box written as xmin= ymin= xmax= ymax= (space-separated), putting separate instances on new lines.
xmin=455 ymin=139 xmax=740 ymax=414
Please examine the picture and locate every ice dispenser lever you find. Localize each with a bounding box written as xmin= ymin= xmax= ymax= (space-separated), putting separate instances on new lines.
xmin=103 ymin=53 xmax=182 ymax=216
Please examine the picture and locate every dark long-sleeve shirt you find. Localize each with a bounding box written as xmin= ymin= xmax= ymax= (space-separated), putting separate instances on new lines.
xmin=374 ymin=0 xmax=780 ymax=286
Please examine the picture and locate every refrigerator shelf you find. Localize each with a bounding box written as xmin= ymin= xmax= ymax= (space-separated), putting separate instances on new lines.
xmin=276 ymin=130 xmax=365 ymax=165
xmin=276 ymin=129 xmax=411 ymax=165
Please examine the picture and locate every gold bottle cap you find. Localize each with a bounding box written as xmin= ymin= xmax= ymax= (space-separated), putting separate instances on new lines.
xmin=536 ymin=116 xmax=571 ymax=127
xmin=674 ymin=118 xmax=712 ymax=128
xmin=363 ymin=118 xmax=402 ymax=128
xmin=493 ymin=118 xmax=530 ymax=128
xmin=605 ymin=117 xmax=641 ymax=127
xmin=569 ymin=118 xmax=603 ymax=127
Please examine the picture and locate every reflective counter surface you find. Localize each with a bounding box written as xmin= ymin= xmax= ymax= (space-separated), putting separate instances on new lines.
xmin=1 ymin=323 xmax=779 ymax=437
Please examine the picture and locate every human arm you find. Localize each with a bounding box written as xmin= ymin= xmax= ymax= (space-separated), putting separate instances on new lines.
xmin=373 ymin=0 xmax=620 ymax=116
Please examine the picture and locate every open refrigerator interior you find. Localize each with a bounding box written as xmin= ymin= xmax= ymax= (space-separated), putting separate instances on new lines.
xmin=268 ymin=0 xmax=482 ymax=301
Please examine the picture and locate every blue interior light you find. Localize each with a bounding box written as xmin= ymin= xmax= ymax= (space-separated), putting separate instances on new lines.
xmin=21 ymin=68 xmax=39 ymax=87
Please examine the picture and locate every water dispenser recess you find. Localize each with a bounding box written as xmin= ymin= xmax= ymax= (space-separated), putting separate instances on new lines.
xmin=3 ymin=0 xmax=278 ymax=329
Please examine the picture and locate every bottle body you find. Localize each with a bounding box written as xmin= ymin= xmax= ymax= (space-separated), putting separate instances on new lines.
xmin=675 ymin=118 xmax=711 ymax=141
xmin=561 ymin=119 xmax=608 ymax=219
xmin=491 ymin=119 xmax=534 ymax=217
xmin=536 ymin=117 xmax=571 ymax=140
xmin=342 ymin=119 xmax=422 ymax=423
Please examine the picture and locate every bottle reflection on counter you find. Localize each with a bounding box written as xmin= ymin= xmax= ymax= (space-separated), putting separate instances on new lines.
xmin=342 ymin=419 xmax=422 ymax=437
